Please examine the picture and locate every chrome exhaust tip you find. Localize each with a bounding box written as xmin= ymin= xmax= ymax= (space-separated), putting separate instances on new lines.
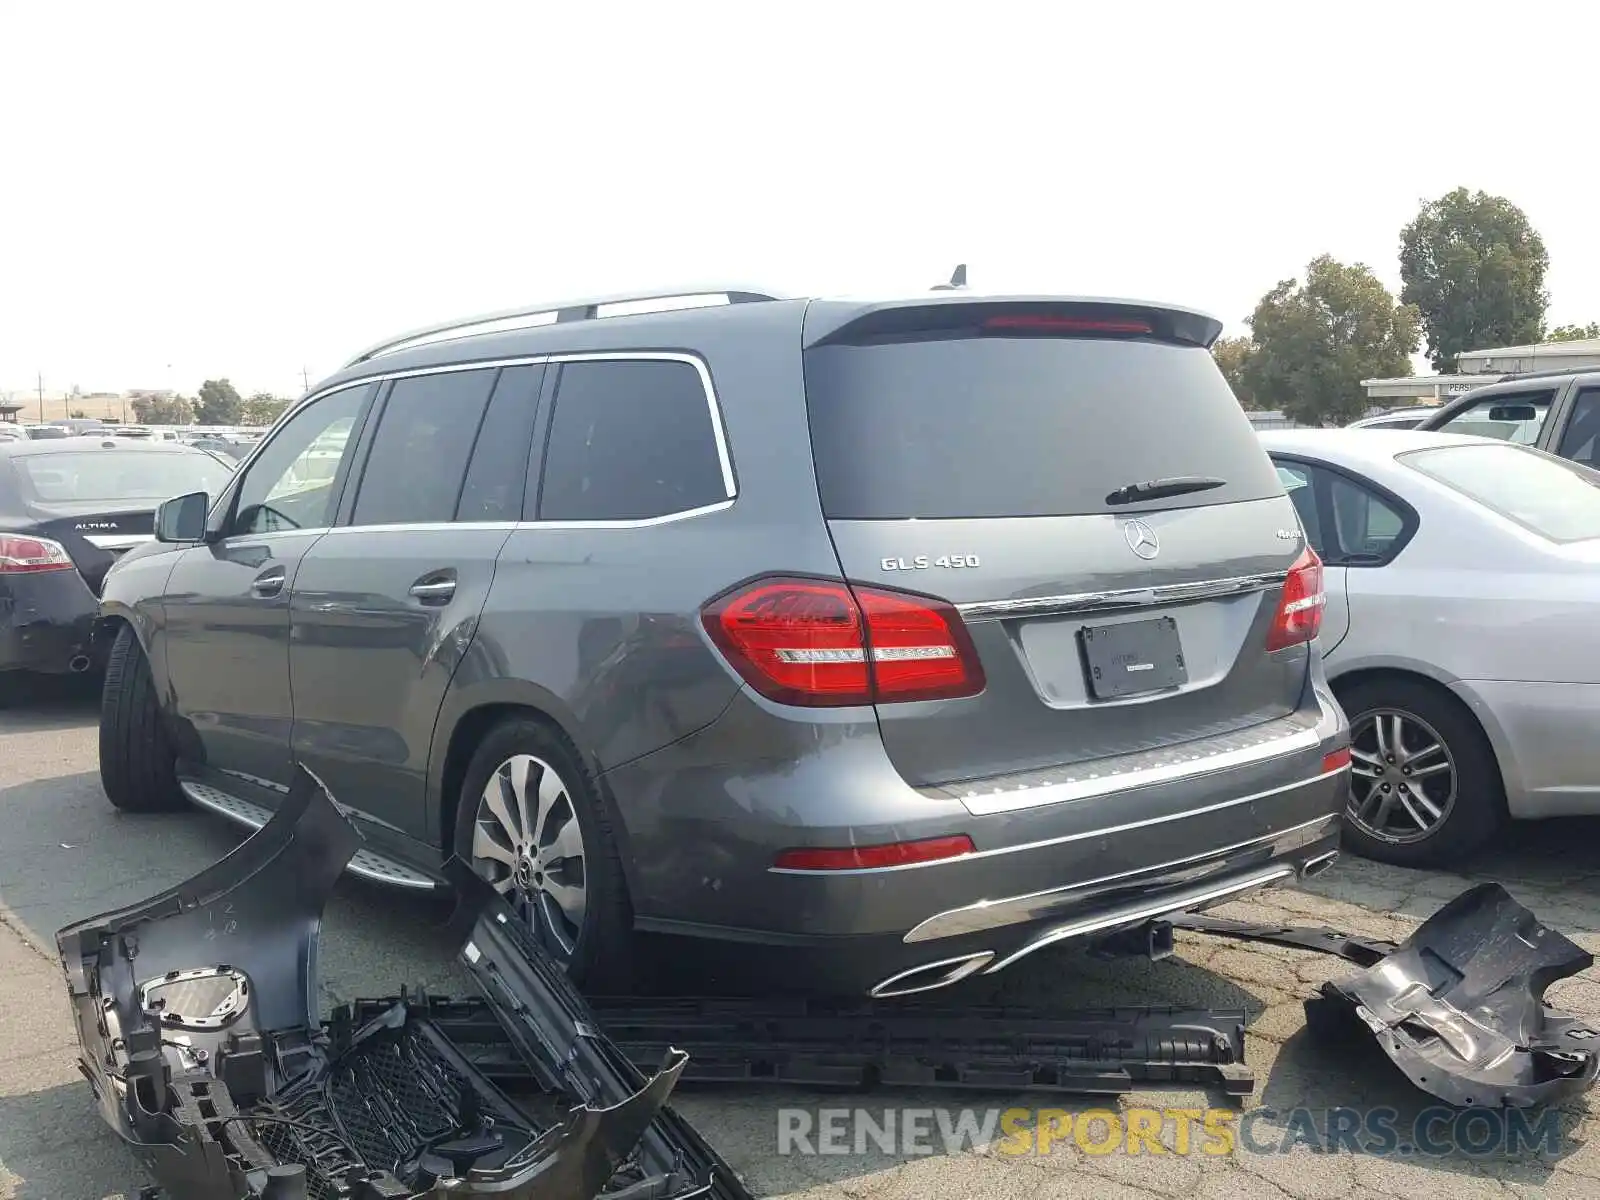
xmin=869 ymin=951 xmax=995 ymax=999
xmin=68 ymin=655 xmax=92 ymax=673
xmin=1300 ymin=850 xmax=1339 ymax=879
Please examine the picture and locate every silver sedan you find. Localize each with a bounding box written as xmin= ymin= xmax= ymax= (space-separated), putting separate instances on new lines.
xmin=1257 ymin=428 xmax=1600 ymax=867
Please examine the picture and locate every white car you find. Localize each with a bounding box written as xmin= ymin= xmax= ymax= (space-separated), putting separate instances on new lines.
xmin=1258 ymin=428 xmax=1600 ymax=867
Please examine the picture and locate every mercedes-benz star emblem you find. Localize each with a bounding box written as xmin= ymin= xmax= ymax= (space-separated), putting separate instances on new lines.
xmin=1124 ymin=519 xmax=1160 ymax=560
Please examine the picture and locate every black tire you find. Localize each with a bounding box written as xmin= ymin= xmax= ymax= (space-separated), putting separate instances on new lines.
xmin=452 ymin=716 xmax=635 ymax=992
xmin=99 ymin=624 xmax=186 ymax=813
xmin=1335 ymin=675 xmax=1505 ymax=868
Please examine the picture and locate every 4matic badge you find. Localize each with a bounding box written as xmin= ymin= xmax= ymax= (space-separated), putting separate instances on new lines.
xmin=881 ymin=554 xmax=981 ymax=571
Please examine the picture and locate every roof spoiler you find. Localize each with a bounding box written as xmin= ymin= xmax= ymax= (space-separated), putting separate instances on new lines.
xmin=802 ymin=295 xmax=1225 ymax=350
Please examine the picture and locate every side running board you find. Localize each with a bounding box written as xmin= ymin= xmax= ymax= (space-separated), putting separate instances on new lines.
xmin=364 ymin=995 xmax=1256 ymax=1100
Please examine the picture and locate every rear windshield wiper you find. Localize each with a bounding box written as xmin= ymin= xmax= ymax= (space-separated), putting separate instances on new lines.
xmin=1105 ymin=475 xmax=1227 ymax=505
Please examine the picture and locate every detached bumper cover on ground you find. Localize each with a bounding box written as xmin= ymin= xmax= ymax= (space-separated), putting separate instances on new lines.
xmin=55 ymin=768 xmax=752 ymax=1200
xmin=54 ymin=774 xmax=1600 ymax=1200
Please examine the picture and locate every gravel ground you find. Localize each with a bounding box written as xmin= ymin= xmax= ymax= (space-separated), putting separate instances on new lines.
xmin=3 ymin=684 xmax=1599 ymax=1199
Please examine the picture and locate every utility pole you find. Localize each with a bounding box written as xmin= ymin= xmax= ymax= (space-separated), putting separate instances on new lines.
xmin=37 ymin=371 xmax=44 ymax=423
xmin=301 ymin=366 xmax=311 ymax=394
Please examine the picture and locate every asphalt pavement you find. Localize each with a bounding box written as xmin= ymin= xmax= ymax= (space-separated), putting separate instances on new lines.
xmin=3 ymin=685 xmax=1600 ymax=1199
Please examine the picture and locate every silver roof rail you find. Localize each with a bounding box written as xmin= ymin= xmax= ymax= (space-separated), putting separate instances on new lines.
xmin=343 ymin=285 xmax=790 ymax=368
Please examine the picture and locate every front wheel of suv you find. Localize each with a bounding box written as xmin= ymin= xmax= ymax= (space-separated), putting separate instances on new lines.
xmin=453 ymin=716 xmax=635 ymax=992
xmin=99 ymin=624 xmax=186 ymax=813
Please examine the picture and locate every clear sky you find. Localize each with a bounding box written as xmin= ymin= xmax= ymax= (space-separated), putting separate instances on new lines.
xmin=5 ymin=1 xmax=1595 ymax=401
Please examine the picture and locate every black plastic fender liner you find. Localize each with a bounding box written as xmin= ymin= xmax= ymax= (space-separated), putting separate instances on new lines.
xmin=1307 ymin=883 xmax=1600 ymax=1108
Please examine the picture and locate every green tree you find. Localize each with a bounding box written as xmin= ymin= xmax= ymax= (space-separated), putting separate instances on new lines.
xmin=1211 ymin=335 xmax=1259 ymax=409
xmin=1242 ymin=255 xmax=1421 ymax=427
xmin=195 ymin=378 xmax=244 ymax=424
xmin=242 ymin=392 xmax=291 ymax=426
xmin=1399 ymin=188 xmax=1549 ymax=372
xmin=129 ymin=392 xmax=194 ymax=424
xmin=1546 ymin=322 xmax=1600 ymax=343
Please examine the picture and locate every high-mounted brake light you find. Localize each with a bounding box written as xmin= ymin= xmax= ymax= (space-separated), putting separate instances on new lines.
xmin=982 ymin=314 xmax=1153 ymax=335
xmin=701 ymin=576 xmax=986 ymax=706
xmin=773 ymin=835 xmax=976 ymax=871
xmin=1266 ymin=547 xmax=1325 ymax=651
xmin=0 ymin=534 xmax=74 ymax=574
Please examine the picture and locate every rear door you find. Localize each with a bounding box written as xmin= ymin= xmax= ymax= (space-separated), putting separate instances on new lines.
xmin=800 ymin=299 xmax=1310 ymax=788
xmin=287 ymin=364 xmax=542 ymax=841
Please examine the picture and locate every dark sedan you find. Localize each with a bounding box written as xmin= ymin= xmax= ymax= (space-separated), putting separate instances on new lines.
xmin=0 ymin=437 xmax=234 ymax=700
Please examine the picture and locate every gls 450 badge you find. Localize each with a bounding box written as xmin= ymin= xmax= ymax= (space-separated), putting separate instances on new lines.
xmin=881 ymin=554 xmax=981 ymax=571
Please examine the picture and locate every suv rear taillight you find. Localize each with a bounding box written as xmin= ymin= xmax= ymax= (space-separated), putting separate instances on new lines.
xmin=701 ymin=576 xmax=986 ymax=706
xmin=1265 ymin=547 xmax=1325 ymax=651
xmin=0 ymin=534 xmax=74 ymax=574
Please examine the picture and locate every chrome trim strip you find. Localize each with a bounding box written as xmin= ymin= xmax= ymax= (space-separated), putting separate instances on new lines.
xmin=956 ymin=572 xmax=1286 ymax=622
xmin=903 ymin=811 xmax=1339 ymax=942
xmin=84 ymin=533 xmax=155 ymax=550
xmin=983 ymin=865 xmax=1296 ymax=974
xmin=317 ymin=499 xmax=738 ymax=537
xmin=958 ymin=724 xmax=1323 ymax=817
xmin=768 ymin=761 xmax=1342 ymax=878
xmin=868 ymin=952 xmax=995 ymax=999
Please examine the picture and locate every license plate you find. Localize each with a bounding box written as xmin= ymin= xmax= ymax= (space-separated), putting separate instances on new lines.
xmin=1078 ymin=616 xmax=1187 ymax=699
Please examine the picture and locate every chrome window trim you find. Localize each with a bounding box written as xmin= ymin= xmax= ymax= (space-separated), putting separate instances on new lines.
xmin=322 ymin=498 xmax=738 ymax=537
xmin=277 ymin=351 xmax=736 ymax=531
xmin=767 ymin=751 xmax=1341 ymax=877
xmin=955 ymin=571 xmax=1286 ymax=622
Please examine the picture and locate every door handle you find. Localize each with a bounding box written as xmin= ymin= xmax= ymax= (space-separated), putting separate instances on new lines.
xmin=250 ymin=567 xmax=286 ymax=597
xmin=409 ymin=575 xmax=457 ymax=604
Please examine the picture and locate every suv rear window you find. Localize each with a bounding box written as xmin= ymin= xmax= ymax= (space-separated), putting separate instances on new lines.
xmin=1403 ymin=442 xmax=1600 ymax=542
xmin=802 ymin=336 xmax=1283 ymax=519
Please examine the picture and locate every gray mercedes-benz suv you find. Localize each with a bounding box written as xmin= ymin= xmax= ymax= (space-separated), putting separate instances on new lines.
xmin=95 ymin=286 xmax=1350 ymax=997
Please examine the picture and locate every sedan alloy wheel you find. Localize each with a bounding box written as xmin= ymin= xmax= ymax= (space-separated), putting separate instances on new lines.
xmin=1346 ymin=707 xmax=1458 ymax=845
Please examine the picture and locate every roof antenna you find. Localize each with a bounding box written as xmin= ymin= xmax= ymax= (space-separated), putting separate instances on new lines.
xmin=931 ymin=264 xmax=967 ymax=291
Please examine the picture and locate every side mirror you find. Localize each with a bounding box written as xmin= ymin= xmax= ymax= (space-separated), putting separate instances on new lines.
xmin=1489 ymin=404 xmax=1538 ymax=422
xmin=155 ymin=492 xmax=210 ymax=543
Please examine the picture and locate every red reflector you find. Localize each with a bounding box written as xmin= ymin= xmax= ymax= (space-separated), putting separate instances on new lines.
xmin=0 ymin=533 xmax=74 ymax=574
xmin=773 ymin=835 xmax=976 ymax=871
xmin=1266 ymin=547 xmax=1325 ymax=651
xmin=1322 ymin=747 xmax=1352 ymax=773
xmin=701 ymin=577 xmax=985 ymax=707
xmin=982 ymin=314 xmax=1152 ymax=334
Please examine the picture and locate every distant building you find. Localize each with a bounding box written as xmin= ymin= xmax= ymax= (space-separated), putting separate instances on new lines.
xmin=1363 ymin=334 xmax=1600 ymax=405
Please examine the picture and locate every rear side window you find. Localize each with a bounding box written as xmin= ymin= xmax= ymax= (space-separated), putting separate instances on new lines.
xmin=1556 ymin=388 xmax=1600 ymax=470
xmin=351 ymin=369 xmax=497 ymax=526
xmin=1404 ymin=442 xmax=1600 ymax=542
xmin=456 ymin=366 xmax=543 ymax=522
xmin=536 ymin=359 xmax=728 ymax=522
xmin=802 ymin=336 xmax=1284 ymax=519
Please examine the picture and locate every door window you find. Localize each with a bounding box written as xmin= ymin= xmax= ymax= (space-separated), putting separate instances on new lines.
xmin=1326 ymin=474 xmax=1407 ymax=562
xmin=231 ymin=385 xmax=373 ymax=535
xmin=349 ymin=369 xmax=497 ymax=526
xmin=536 ymin=358 xmax=729 ymax=522
xmin=455 ymin=366 xmax=543 ymax=522
xmin=1431 ymin=391 xmax=1554 ymax=445
xmin=1556 ymin=389 xmax=1600 ymax=470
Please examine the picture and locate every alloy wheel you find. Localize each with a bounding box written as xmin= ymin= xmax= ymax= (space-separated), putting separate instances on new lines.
xmin=470 ymin=753 xmax=588 ymax=959
xmin=1346 ymin=708 xmax=1457 ymax=845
